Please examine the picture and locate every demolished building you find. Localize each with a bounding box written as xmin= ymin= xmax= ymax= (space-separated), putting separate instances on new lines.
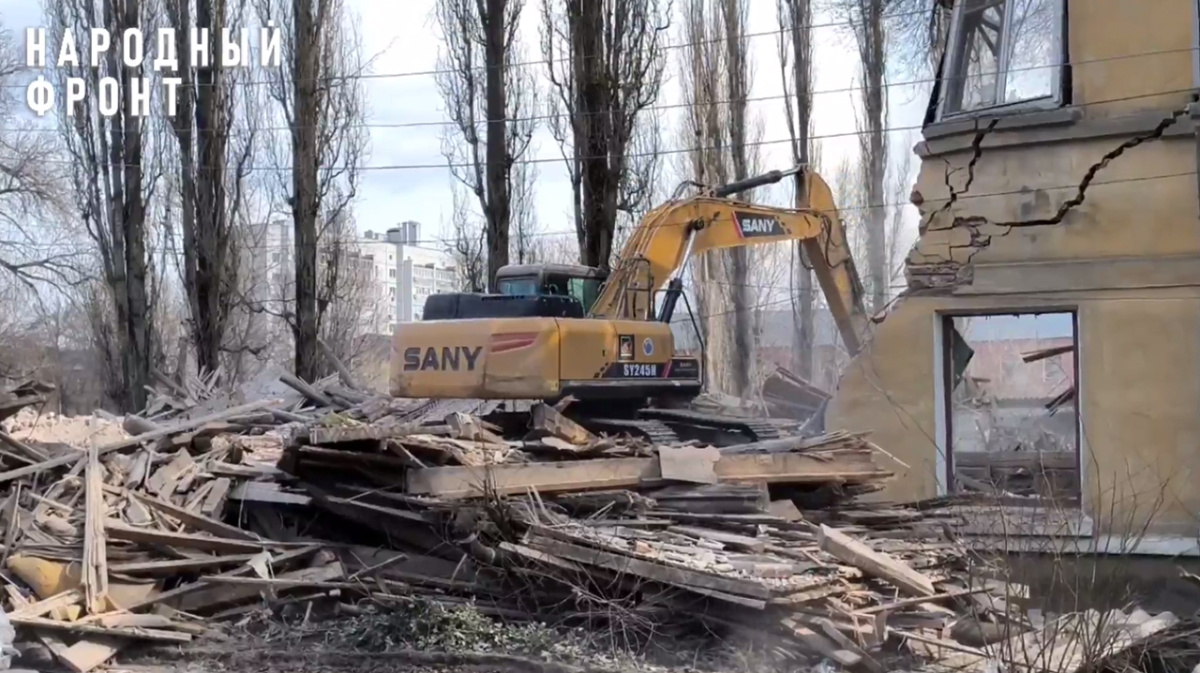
xmin=828 ymin=0 xmax=1200 ymax=551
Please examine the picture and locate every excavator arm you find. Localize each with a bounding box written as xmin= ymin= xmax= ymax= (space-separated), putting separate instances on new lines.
xmin=590 ymin=168 xmax=872 ymax=356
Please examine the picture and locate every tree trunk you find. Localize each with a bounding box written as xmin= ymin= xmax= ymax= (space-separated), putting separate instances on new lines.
xmin=863 ymin=0 xmax=887 ymax=312
xmin=121 ymin=0 xmax=150 ymax=411
xmin=786 ymin=0 xmax=815 ymax=379
xmin=723 ymin=0 xmax=752 ymax=398
xmin=292 ymin=0 xmax=322 ymax=382
xmin=194 ymin=0 xmax=229 ymax=375
xmin=483 ymin=0 xmax=510 ymax=290
xmin=574 ymin=0 xmax=616 ymax=271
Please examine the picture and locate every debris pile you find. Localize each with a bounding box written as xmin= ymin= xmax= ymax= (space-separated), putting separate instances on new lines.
xmin=0 ymin=376 xmax=1182 ymax=673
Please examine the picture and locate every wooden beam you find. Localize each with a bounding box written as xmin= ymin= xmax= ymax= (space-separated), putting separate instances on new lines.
xmin=178 ymin=562 xmax=344 ymax=613
xmin=105 ymin=521 xmax=266 ymax=554
xmin=817 ymin=525 xmax=935 ymax=598
xmin=109 ymin=554 xmax=258 ymax=577
xmin=279 ymin=372 xmax=336 ymax=408
xmin=129 ymin=492 xmax=260 ymax=542
xmin=82 ymin=446 xmax=108 ymax=615
xmin=407 ymin=450 xmax=888 ymax=499
xmin=9 ymin=614 xmax=192 ymax=643
xmin=95 ymin=399 xmax=284 ymax=456
xmin=118 ymin=544 xmax=323 ymax=614
xmin=529 ymin=403 xmax=595 ymax=445
xmin=527 ymin=527 xmax=772 ymax=602
xmin=0 ymin=452 xmax=82 ymax=486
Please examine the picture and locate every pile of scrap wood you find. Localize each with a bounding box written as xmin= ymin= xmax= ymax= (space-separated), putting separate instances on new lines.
xmin=0 ymin=376 xmax=1181 ymax=673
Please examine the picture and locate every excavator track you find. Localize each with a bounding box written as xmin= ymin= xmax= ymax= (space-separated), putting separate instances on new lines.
xmin=637 ymin=408 xmax=782 ymax=444
xmin=579 ymin=417 xmax=680 ymax=444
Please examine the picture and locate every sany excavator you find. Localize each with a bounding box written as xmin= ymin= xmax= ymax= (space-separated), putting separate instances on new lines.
xmin=390 ymin=166 xmax=871 ymax=445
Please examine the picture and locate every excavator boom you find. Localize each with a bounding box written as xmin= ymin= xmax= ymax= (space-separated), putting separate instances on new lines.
xmin=591 ymin=169 xmax=870 ymax=355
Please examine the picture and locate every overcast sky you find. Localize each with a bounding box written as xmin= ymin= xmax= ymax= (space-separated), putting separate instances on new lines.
xmin=2 ymin=0 xmax=929 ymax=256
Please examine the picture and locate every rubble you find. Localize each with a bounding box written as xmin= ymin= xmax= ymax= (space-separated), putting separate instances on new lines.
xmin=0 ymin=377 xmax=1188 ymax=673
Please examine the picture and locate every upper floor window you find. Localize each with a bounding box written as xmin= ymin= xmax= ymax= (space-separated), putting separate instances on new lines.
xmin=939 ymin=0 xmax=1063 ymax=119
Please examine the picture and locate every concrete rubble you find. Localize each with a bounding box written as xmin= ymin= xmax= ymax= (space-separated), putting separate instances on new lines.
xmin=0 ymin=375 xmax=1189 ymax=673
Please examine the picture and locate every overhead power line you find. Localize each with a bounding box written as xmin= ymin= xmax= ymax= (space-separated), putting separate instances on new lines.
xmin=12 ymin=44 xmax=1198 ymax=133
xmin=4 ymin=5 xmax=935 ymax=90
xmin=18 ymin=84 xmax=1200 ymax=171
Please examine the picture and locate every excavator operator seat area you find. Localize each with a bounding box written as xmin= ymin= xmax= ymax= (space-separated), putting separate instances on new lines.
xmin=495 ymin=263 xmax=607 ymax=312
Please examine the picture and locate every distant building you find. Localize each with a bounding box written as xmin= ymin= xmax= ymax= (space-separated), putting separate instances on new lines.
xmin=359 ymin=222 xmax=458 ymax=331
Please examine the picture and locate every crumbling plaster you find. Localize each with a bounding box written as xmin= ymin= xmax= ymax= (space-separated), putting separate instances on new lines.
xmin=826 ymin=0 xmax=1200 ymax=541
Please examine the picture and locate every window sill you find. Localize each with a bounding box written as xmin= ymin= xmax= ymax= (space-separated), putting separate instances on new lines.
xmin=925 ymin=105 xmax=1081 ymax=142
xmin=916 ymin=105 xmax=1195 ymax=159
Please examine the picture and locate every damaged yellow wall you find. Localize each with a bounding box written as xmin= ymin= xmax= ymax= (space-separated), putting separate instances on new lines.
xmin=827 ymin=0 xmax=1200 ymax=537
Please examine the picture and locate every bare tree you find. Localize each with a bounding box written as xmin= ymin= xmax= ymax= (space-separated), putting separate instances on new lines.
xmin=540 ymin=0 xmax=670 ymax=271
xmin=0 ymin=27 xmax=81 ymax=291
xmin=678 ymin=0 xmax=729 ymax=394
xmin=676 ymin=0 xmax=764 ymax=396
xmin=510 ymin=153 xmax=540 ymax=264
xmin=163 ymin=0 xmax=259 ymax=379
xmin=255 ymin=0 xmax=369 ymax=381
xmin=445 ymin=184 xmax=487 ymax=292
xmin=720 ymin=0 xmax=754 ymax=397
xmin=778 ymin=0 xmax=816 ymax=378
xmin=832 ymin=149 xmax=908 ymax=306
xmin=48 ymin=0 xmax=161 ymax=411
xmin=434 ymin=0 xmax=535 ymax=290
xmin=317 ymin=210 xmax=375 ymax=370
xmin=826 ymin=0 xmax=949 ymax=313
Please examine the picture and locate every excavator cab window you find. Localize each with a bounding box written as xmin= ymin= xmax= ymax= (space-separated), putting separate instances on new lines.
xmin=567 ymin=277 xmax=602 ymax=311
xmin=497 ymin=277 xmax=540 ymax=296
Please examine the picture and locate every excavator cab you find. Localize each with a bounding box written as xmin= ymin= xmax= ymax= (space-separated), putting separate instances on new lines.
xmin=421 ymin=263 xmax=609 ymax=321
xmin=495 ymin=263 xmax=608 ymax=310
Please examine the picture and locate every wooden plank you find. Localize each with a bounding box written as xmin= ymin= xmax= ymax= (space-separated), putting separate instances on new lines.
xmin=178 ymin=562 xmax=344 ymax=613
xmin=530 ymin=403 xmax=595 ymax=445
xmin=817 ymin=525 xmax=935 ymax=597
xmin=279 ymin=372 xmax=336 ymax=408
xmin=527 ymin=532 xmax=772 ymax=602
xmin=781 ymin=618 xmax=862 ymax=667
xmin=109 ymin=554 xmax=258 ymax=577
xmin=0 ymin=451 xmax=82 ymax=486
xmin=228 ymin=480 xmax=312 ymax=506
xmin=201 ymin=477 xmax=232 ymax=517
xmin=119 ymin=544 xmax=322 ymax=614
xmin=130 ymin=491 xmax=260 ymax=542
xmin=9 ymin=589 xmax=82 ymax=619
xmin=105 ymin=521 xmax=266 ymax=554
xmin=0 ymin=429 xmax=49 ymax=462
xmin=659 ymin=447 xmax=720 ymax=484
xmin=10 ymin=614 xmax=192 ymax=642
xmin=668 ymin=525 xmax=766 ymax=553
xmin=95 ymin=399 xmax=284 ymax=456
xmin=407 ymin=450 xmax=888 ymax=499
xmin=5 ymin=585 xmax=96 ymax=672
xmin=83 ymin=446 xmax=108 ymax=615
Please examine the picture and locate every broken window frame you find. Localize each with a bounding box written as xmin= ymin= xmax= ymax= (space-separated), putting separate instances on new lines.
xmin=939 ymin=309 xmax=1082 ymax=506
xmin=936 ymin=0 xmax=1067 ymax=121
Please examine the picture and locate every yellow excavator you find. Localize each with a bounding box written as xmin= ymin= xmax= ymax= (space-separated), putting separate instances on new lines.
xmin=390 ymin=166 xmax=870 ymax=445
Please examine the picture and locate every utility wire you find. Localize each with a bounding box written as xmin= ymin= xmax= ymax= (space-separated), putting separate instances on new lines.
xmin=15 ymin=83 xmax=1200 ymax=171
xmin=3 ymin=5 xmax=936 ymax=90
xmin=11 ymin=44 xmax=1198 ymax=133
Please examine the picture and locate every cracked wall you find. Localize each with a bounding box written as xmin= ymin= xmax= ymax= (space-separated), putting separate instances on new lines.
xmin=826 ymin=0 xmax=1200 ymax=541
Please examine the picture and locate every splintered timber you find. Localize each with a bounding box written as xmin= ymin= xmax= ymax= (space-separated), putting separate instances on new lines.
xmin=23 ymin=25 xmax=282 ymax=118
